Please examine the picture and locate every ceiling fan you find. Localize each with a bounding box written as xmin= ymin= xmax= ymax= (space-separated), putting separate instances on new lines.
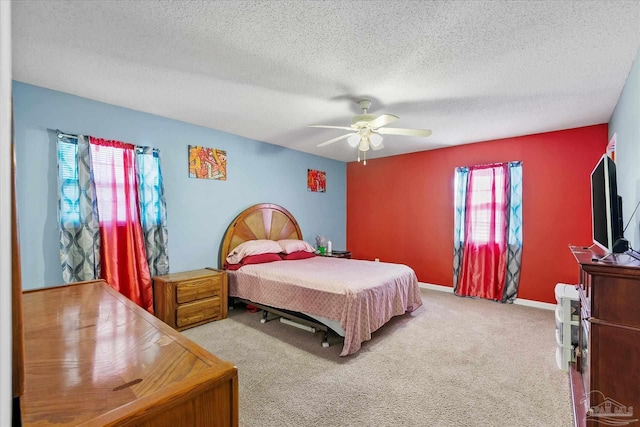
xmin=309 ymin=99 xmax=432 ymax=164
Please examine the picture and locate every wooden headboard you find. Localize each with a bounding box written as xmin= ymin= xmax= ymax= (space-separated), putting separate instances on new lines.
xmin=219 ymin=203 xmax=303 ymax=268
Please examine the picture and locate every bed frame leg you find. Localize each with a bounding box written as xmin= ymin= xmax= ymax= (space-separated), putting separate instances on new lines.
xmin=260 ymin=310 xmax=280 ymax=324
xmin=322 ymin=331 xmax=330 ymax=348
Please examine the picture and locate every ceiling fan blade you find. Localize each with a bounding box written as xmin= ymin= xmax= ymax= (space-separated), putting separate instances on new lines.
xmin=376 ymin=127 xmax=432 ymax=137
xmin=371 ymin=142 xmax=384 ymax=151
xmin=308 ymin=125 xmax=354 ymax=131
xmin=368 ymin=114 xmax=399 ymax=129
xmin=317 ymin=133 xmax=356 ymax=147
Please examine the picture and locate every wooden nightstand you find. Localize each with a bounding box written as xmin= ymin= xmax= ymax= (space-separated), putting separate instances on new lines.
xmin=153 ymin=268 xmax=228 ymax=331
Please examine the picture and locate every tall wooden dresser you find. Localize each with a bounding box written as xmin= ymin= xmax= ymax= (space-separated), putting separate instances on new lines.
xmin=20 ymin=281 xmax=238 ymax=426
xmin=569 ymin=246 xmax=640 ymax=427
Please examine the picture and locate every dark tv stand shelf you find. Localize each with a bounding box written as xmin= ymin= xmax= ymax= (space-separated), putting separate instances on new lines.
xmin=568 ymin=245 xmax=640 ymax=427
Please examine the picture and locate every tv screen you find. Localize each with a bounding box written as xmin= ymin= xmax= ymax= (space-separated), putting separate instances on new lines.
xmin=591 ymin=154 xmax=624 ymax=253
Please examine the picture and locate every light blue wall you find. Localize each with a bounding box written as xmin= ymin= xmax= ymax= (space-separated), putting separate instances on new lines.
xmin=609 ymin=48 xmax=640 ymax=251
xmin=13 ymin=81 xmax=346 ymax=290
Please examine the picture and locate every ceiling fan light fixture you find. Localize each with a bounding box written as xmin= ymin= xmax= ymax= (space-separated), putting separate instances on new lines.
xmin=347 ymin=134 xmax=360 ymax=147
xmin=369 ymin=133 xmax=383 ymax=148
xmin=358 ymin=137 xmax=370 ymax=152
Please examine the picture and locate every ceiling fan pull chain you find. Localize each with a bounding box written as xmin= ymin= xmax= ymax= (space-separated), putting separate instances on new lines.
xmin=364 ymin=150 xmax=367 ymax=166
xmin=357 ymin=150 xmax=361 ymax=163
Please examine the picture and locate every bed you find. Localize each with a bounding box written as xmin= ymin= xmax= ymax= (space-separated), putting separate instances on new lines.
xmin=219 ymin=203 xmax=423 ymax=356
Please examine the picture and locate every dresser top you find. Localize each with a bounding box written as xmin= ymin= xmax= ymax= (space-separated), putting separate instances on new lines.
xmin=569 ymin=245 xmax=640 ymax=271
xmin=21 ymin=281 xmax=235 ymax=426
xmin=154 ymin=268 xmax=224 ymax=282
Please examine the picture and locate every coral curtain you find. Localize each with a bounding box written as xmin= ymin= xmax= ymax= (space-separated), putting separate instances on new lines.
xmin=57 ymin=135 xmax=101 ymax=282
xmin=456 ymin=163 xmax=510 ymax=301
xmin=136 ymin=146 xmax=170 ymax=277
xmin=90 ymin=137 xmax=154 ymax=313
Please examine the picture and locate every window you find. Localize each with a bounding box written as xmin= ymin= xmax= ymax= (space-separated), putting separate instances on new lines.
xmin=90 ymin=143 xmax=136 ymax=224
xmin=453 ymin=161 xmax=523 ymax=302
xmin=58 ymin=139 xmax=162 ymax=226
xmin=136 ymin=148 xmax=163 ymax=227
xmin=466 ymin=166 xmax=506 ymax=244
xmin=58 ymin=140 xmax=81 ymax=225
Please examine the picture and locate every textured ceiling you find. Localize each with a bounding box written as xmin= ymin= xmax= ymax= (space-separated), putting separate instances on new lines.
xmin=11 ymin=0 xmax=640 ymax=162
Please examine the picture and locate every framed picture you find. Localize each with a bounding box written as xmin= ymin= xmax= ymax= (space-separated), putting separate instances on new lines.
xmin=188 ymin=145 xmax=227 ymax=180
xmin=307 ymin=169 xmax=326 ymax=192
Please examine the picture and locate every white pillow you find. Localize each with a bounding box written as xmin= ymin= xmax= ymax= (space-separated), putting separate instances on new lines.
xmin=226 ymin=239 xmax=282 ymax=264
xmin=277 ymin=239 xmax=315 ymax=254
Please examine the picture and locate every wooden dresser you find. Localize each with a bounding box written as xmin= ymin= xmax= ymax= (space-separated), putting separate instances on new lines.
xmin=21 ymin=280 xmax=238 ymax=426
xmin=569 ymin=246 xmax=640 ymax=427
xmin=154 ymin=269 xmax=228 ymax=331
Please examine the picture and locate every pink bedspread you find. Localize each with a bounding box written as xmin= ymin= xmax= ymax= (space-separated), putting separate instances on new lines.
xmin=228 ymin=256 xmax=422 ymax=356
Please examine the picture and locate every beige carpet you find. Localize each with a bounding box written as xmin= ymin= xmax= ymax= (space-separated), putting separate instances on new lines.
xmin=183 ymin=288 xmax=574 ymax=427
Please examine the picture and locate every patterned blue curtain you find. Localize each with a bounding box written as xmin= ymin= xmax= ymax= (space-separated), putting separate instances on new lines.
xmin=136 ymin=146 xmax=170 ymax=277
xmin=452 ymin=162 xmax=523 ymax=302
xmin=57 ymin=135 xmax=101 ymax=282
xmin=503 ymin=162 xmax=523 ymax=302
xmin=453 ymin=167 xmax=469 ymax=291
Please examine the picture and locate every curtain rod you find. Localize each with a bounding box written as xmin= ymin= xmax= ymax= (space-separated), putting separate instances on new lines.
xmin=49 ymin=128 xmax=158 ymax=154
xmin=456 ymin=161 xmax=522 ymax=170
xmin=58 ymin=132 xmax=77 ymax=140
xmin=48 ymin=128 xmax=78 ymax=140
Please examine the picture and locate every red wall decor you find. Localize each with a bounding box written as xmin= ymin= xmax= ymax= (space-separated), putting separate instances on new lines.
xmin=307 ymin=169 xmax=327 ymax=192
xmin=347 ymin=125 xmax=608 ymax=303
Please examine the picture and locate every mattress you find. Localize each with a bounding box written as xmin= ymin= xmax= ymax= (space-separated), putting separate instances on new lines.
xmin=228 ymin=256 xmax=422 ymax=355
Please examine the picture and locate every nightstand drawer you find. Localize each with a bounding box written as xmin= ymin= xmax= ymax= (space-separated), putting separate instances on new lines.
xmin=176 ymin=297 xmax=221 ymax=328
xmin=176 ymin=275 xmax=222 ymax=304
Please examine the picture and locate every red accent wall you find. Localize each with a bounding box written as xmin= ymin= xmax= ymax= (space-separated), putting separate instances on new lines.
xmin=347 ymin=125 xmax=608 ymax=304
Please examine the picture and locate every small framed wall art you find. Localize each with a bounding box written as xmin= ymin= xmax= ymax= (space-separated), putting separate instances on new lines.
xmin=307 ymin=169 xmax=326 ymax=193
xmin=188 ymin=145 xmax=227 ymax=180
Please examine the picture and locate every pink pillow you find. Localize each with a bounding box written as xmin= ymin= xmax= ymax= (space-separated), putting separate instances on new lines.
xmin=226 ymin=239 xmax=282 ymax=264
xmin=277 ymin=239 xmax=315 ymax=254
xmin=226 ymin=253 xmax=282 ymax=270
xmin=281 ymin=251 xmax=316 ymax=260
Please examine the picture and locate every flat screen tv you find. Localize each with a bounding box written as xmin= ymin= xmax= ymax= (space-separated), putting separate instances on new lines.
xmin=590 ymin=154 xmax=627 ymax=253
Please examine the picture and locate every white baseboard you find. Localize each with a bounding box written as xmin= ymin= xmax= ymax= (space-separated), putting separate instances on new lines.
xmin=513 ymin=298 xmax=556 ymax=310
xmin=418 ymin=282 xmax=556 ymax=311
xmin=419 ymin=283 xmax=454 ymax=293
